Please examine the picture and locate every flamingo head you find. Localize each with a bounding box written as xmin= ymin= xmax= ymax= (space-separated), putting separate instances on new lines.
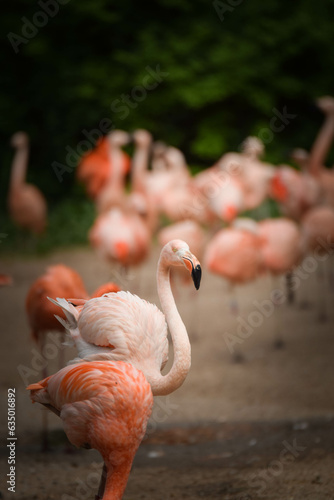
xmin=316 ymin=96 xmax=334 ymax=115
xmin=107 ymin=130 xmax=131 ymax=148
xmin=11 ymin=131 xmax=28 ymax=149
xmin=290 ymin=148 xmax=309 ymax=167
xmin=132 ymin=129 xmax=152 ymax=148
xmin=241 ymin=136 xmax=264 ymax=158
xmin=164 ymin=147 xmax=187 ymax=170
xmin=90 ymin=282 xmax=121 ymax=298
xmin=164 ymin=239 xmax=202 ymax=290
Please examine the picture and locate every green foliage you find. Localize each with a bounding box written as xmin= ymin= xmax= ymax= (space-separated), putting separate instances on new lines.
xmin=0 ymin=0 xmax=334 ymax=251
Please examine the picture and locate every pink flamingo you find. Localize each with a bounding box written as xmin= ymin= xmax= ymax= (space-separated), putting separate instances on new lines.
xmin=95 ymin=131 xmax=132 ymax=213
xmin=89 ymin=207 xmax=151 ymax=275
xmin=90 ymin=131 xmax=156 ymax=278
xmin=26 ymin=264 xmax=120 ymax=449
xmin=77 ymin=132 xmax=131 ymax=202
xmin=204 ymin=220 xmax=262 ymax=361
xmin=307 ymin=96 xmax=334 ymax=208
xmin=0 ymin=274 xmax=13 ymax=286
xmin=158 ymin=147 xmax=199 ymax=223
xmin=8 ymin=132 xmax=47 ymax=234
xmin=301 ymin=205 xmax=334 ymax=321
xmin=270 ymin=165 xmax=321 ymax=220
xmin=257 ymin=218 xmax=303 ymax=347
xmin=28 ymin=360 xmax=153 ymax=499
xmin=272 ymin=97 xmax=334 ymax=218
xmin=51 ymin=240 xmax=202 ymax=396
xmin=257 ymin=218 xmax=302 ymax=276
xmin=217 ymin=137 xmax=276 ymax=211
xmin=205 ymin=221 xmax=262 ymax=284
xmin=128 ymin=130 xmax=158 ymax=231
xmin=308 ymin=97 xmax=334 ymax=176
xmin=151 ymin=140 xmax=168 ymax=172
xmin=193 ymin=137 xmax=274 ymax=225
xmin=158 ymin=221 xmax=206 ymax=335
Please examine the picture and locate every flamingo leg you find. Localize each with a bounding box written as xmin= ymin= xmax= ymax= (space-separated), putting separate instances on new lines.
xmin=285 ymin=271 xmax=295 ymax=305
xmin=39 ymin=336 xmax=49 ymax=452
xmin=271 ymin=275 xmax=285 ymax=349
xmin=299 ymin=259 xmax=312 ymax=310
xmin=228 ymin=284 xmax=244 ymax=363
xmin=316 ymin=259 xmax=328 ymax=322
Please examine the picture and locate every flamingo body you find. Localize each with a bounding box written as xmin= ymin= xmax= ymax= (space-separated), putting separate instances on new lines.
xmin=28 ymin=360 xmax=153 ymax=499
xmin=257 ymin=218 xmax=302 ymax=274
xmin=204 ymin=227 xmax=262 ymax=283
xmin=89 ymin=208 xmax=151 ymax=267
xmin=52 ymin=240 xmax=202 ymax=396
xmin=9 ymin=132 xmax=47 ymax=234
xmin=301 ymin=206 xmax=334 ymax=253
xmin=26 ymin=265 xmax=88 ymax=342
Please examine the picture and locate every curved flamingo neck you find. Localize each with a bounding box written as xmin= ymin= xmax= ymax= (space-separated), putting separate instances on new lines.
xmin=132 ymin=142 xmax=150 ymax=194
xmin=108 ymin=146 xmax=126 ymax=193
xmin=308 ymin=113 xmax=334 ymax=176
xmin=102 ymin=455 xmax=134 ymax=500
xmin=149 ymin=252 xmax=191 ymax=396
xmin=10 ymin=144 xmax=28 ymax=191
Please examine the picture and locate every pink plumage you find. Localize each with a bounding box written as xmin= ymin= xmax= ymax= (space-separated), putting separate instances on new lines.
xmin=257 ymin=218 xmax=303 ymax=274
xmin=27 ymin=361 xmax=153 ymax=499
xmin=204 ymin=226 xmax=262 ymax=284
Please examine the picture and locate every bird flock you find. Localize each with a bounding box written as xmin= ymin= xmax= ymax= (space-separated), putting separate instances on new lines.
xmin=4 ymin=95 xmax=334 ymax=499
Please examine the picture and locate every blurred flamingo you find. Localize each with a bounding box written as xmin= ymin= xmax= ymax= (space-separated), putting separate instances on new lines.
xmin=26 ymin=264 xmax=120 ymax=450
xmin=257 ymin=218 xmax=303 ymax=347
xmin=90 ymin=131 xmax=157 ymax=281
xmin=307 ymin=96 xmax=334 ymax=208
xmin=128 ymin=129 xmax=158 ymax=231
xmin=217 ymin=137 xmax=276 ymax=211
xmin=28 ymin=360 xmax=153 ymax=499
xmin=77 ymin=131 xmax=131 ymax=202
xmin=204 ymin=220 xmax=263 ymax=361
xmin=0 ymin=274 xmax=12 ymax=286
xmin=270 ymin=164 xmax=321 ymax=220
xmin=89 ymin=206 xmax=151 ymax=282
xmin=301 ymin=205 xmax=334 ymax=321
xmin=8 ymin=132 xmax=47 ymax=234
xmin=95 ymin=131 xmax=132 ymax=213
xmin=52 ymin=240 xmax=202 ymax=396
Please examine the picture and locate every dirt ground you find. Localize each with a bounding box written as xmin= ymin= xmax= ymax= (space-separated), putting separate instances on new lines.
xmin=0 ymin=244 xmax=334 ymax=499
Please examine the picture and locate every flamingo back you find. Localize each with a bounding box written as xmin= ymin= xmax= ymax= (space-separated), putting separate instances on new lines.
xmin=77 ymin=291 xmax=169 ymax=373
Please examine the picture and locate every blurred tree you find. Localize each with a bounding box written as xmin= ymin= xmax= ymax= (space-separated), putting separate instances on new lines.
xmin=0 ymin=0 xmax=334 ymax=209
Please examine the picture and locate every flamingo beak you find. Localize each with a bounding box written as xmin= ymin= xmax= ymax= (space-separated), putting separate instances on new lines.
xmin=182 ymin=252 xmax=202 ymax=290
xmin=191 ymin=263 xmax=202 ymax=290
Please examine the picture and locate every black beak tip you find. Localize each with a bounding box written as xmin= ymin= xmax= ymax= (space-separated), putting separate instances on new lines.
xmin=191 ymin=264 xmax=202 ymax=290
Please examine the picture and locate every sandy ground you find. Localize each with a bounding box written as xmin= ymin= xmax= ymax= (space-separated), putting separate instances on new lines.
xmin=0 ymin=243 xmax=334 ymax=499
